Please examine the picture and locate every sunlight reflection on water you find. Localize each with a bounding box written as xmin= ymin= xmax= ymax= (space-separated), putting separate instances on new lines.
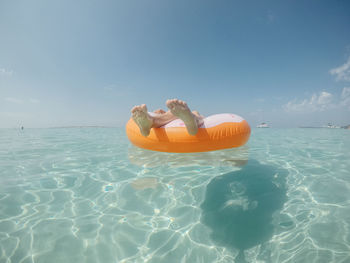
xmin=0 ymin=128 xmax=349 ymax=262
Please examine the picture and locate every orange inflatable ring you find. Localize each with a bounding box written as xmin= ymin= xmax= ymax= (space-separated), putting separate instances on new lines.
xmin=126 ymin=113 xmax=251 ymax=153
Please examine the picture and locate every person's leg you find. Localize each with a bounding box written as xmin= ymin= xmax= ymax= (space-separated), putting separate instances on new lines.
xmin=131 ymin=105 xmax=177 ymax=136
xmin=192 ymin=111 xmax=205 ymax=126
xmin=131 ymin=100 xmax=205 ymax=137
xmin=131 ymin=104 xmax=154 ymax=136
xmin=166 ymin=99 xmax=204 ymax=135
xmin=154 ymin=109 xmax=166 ymax=114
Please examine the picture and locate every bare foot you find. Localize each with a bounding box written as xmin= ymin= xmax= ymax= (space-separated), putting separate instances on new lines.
xmin=166 ymin=99 xmax=198 ymax=135
xmin=131 ymin=104 xmax=153 ymax=136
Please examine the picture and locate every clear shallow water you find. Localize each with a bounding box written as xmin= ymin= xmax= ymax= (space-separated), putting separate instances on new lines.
xmin=0 ymin=127 xmax=349 ymax=263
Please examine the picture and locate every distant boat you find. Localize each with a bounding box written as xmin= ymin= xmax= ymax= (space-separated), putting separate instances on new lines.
xmin=324 ymin=123 xmax=340 ymax=129
xmin=257 ymin=122 xmax=269 ymax=128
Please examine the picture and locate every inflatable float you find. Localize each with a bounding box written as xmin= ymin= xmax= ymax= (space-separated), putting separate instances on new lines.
xmin=126 ymin=113 xmax=251 ymax=153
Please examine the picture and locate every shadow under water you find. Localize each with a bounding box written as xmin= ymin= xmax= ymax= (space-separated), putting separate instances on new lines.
xmin=200 ymin=160 xmax=287 ymax=262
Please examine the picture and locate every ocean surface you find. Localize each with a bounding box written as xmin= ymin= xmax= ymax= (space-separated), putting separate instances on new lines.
xmin=0 ymin=127 xmax=349 ymax=263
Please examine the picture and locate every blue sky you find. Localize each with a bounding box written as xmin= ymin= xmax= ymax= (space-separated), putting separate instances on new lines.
xmin=1 ymin=0 xmax=350 ymax=128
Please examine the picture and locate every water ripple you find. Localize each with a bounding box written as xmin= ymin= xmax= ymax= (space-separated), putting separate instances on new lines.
xmin=0 ymin=128 xmax=349 ymax=262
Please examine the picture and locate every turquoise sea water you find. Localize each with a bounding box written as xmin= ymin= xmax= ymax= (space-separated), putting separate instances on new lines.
xmin=0 ymin=127 xmax=349 ymax=263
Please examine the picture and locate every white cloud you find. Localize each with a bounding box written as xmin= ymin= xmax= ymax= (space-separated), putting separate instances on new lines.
xmin=0 ymin=111 xmax=29 ymax=118
xmin=283 ymin=91 xmax=334 ymax=112
xmin=284 ymin=89 xmax=350 ymax=112
xmin=4 ymin=97 xmax=40 ymax=104
xmin=103 ymin=84 xmax=115 ymax=91
xmin=103 ymin=84 xmax=134 ymax=96
xmin=0 ymin=68 xmax=13 ymax=76
xmin=340 ymin=87 xmax=350 ymax=109
xmin=29 ymin=98 xmax=40 ymax=104
xmin=330 ymin=56 xmax=350 ymax=82
xmin=5 ymin=97 xmax=23 ymax=104
xmin=267 ymin=10 xmax=275 ymax=24
xmin=249 ymin=109 xmax=263 ymax=116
